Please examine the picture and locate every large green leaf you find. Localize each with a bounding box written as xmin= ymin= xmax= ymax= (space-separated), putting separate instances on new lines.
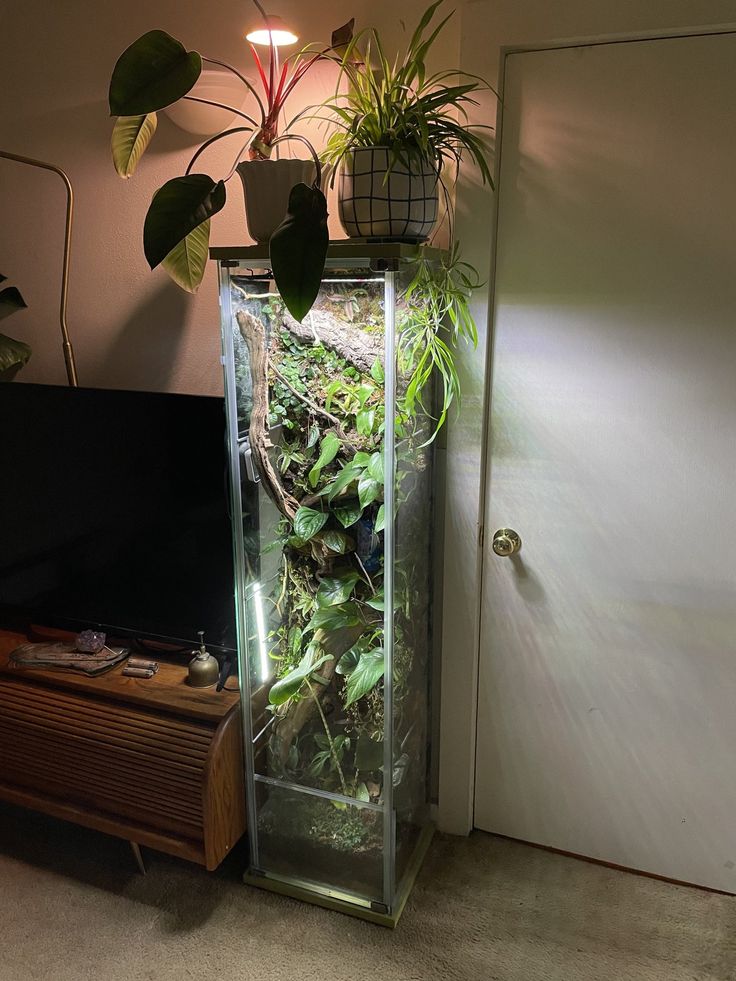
xmin=316 ymin=571 xmax=361 ymax=608
xmin=308 ymin=431 xmax=341 ymax=487
xmin=161 ymin=218 xmax=210 ymax=293
xmin=0 ymin=286 xmax=27 ymax=321
xmin=307 ymin=602 xmax=360 ymax=635
xmin=345 ymin=648 xmax=385 ymax=707
xmin=334 ymin=502 xmax=363 ymax=529
xmin=358 ymin=471 xmax=381 ymax=509
xmin=143 ymin=175 xmax=226 ymax=271
xmin=269 ymin=182 xmax=328 ymax=322
xmin=0 ymin=333 xmax=31 ymax=374
xmin=315 ymin=529 xmax=354 ymax=555
xmin=111 ymin=113 xmax=158 ymax=178
xmin=268 ymin=651 xmax=333 ymax=706
xmin=293 ymin=506 xmax=328 ymax=541
xmin=109 ymin=30 xmax=201 ymax=116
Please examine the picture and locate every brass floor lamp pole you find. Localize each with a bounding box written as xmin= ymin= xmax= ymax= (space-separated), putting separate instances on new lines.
xmin=0 ymin=150 xmax=79 ymax=386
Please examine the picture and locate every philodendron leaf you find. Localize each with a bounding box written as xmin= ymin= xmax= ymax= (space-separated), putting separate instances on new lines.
xmin=0 ymin=334 xmax=31 ymax=374
xmin=358 ymin=471 xmax=381 ymax=509
xmin=293 ymin=506 xmax=328 ymax=541
xmin=144 ymin=175 xmax=226 ymax=271
xmin=111 ymin=113 xmax=158 ymax=178
xmin=316 ymin=529 xmax=354 ymax=554
xmin=268 ymin=651 xmax=333 ymax=706
xmin=269 ymin=182 xmax=328 ymax=322
xmin=308 ymin=431 xmax=341 ymax=487
xmin=345 ymin=647 xmax=385 ymax=707
xmin=334 ymin=502 xmax=363 ymax=529
xmin=109 ymin=29 xmax=201 ymax=116
xmin=335 ymin=635 xmax=372 ymax=676
xmin=161 ymin=218 xmax=210 ymax=293
xmin=316 ymin=571 xmax=361 ymax=608
xmin=307 ymin=602 xmax=360 ymax=635
xmin=0 ymin=286 xmax=27 ymax=321
xmin=374 ymin=503 xmax=386 ymax=534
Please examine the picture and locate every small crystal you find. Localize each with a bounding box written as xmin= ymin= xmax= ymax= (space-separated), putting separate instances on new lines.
xmin=77 ymin=630 xmax=106 ymax=653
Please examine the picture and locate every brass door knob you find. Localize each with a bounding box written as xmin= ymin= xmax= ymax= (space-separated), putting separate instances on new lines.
xmin=492 ymin=528 xmax=522 ymax=556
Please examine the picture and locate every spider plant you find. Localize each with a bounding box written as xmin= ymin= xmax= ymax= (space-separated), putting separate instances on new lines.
xmin=107 ymin=5 xmax=352 ymax=318
xmin=318 ymin=0 xmax=495 ymax=200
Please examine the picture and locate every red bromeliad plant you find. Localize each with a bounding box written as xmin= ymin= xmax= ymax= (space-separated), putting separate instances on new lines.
xmin=108 ymin=3 xmax=353 ymax=318
xmin=247 ymin=1 xmax=353 ymax=160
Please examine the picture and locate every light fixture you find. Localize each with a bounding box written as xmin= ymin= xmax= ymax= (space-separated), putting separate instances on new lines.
xmin=245 ymin=14 xmax=298 ymax=47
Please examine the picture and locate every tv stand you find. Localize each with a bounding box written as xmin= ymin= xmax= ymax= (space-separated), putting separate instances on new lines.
xmin=0 ymin=627 xmax=246 ymax=870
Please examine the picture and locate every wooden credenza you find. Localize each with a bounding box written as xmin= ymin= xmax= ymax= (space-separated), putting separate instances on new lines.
xmin=0 ymin=629 xmax=246 ymax=870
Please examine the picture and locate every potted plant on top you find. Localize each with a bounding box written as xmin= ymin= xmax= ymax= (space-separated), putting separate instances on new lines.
xmin=108 ymin=3 xmax=353 ymax=320
xmin=315 ymin=0 xmax=495 ymax=242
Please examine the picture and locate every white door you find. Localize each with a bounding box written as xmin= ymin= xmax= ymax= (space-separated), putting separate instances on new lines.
xmin=476 ymin=31 xmax=736 ymax=892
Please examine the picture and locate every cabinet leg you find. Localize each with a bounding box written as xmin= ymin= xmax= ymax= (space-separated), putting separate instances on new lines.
xmin=130 ymin=841 xmax=146 ymax=875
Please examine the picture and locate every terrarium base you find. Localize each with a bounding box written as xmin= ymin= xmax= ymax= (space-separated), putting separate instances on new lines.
xmin=242 ymin=823 xmax=435 ymax=928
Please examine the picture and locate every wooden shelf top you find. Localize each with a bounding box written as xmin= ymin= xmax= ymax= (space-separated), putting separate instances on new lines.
xmin=0 ymin=628 xmax=240 ymax=724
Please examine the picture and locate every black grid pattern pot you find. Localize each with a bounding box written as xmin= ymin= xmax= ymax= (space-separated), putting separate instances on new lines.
xmin=338 ymin=147 xmax=439 ymax=241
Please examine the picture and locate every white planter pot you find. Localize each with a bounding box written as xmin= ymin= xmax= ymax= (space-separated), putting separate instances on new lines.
xmin=236 ymin=158 xmax=318 ymax=244
xmin=338 ymin=147 xmax=439 ymax=241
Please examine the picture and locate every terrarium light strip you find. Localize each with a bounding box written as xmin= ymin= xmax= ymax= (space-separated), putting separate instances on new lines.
xmin=253 ymin=773 xmax=384 ymax=813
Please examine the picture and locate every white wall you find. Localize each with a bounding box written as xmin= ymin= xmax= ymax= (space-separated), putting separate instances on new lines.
xmin=440 ymin=0 xmax=736 ymax=834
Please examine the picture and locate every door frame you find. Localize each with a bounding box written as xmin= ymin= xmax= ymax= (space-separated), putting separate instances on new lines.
xmin=437 ymin=21 xmax=736 ymax=836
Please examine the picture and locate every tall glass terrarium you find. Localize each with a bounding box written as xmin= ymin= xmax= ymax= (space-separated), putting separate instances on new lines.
xmin=213 ymin=244 xmax=440 ymax=925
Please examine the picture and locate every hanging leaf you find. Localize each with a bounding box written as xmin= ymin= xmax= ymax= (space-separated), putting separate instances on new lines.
xmin=0 ymin=334 xmax=31 ymax=374
xmin=0 ymin=287 xmax=27 ymax=321
xmin=334 ymin=502 xmax=363 ymax=529
xmin=307 ymin=602 xmax=360 ymax=635
xmin=367 ymin=451 xmax=384 ymax=484
xmin=308 ymin=431 xmax=341 ymax=487
xmin=268 ymin=651 xmax=333 ymax=706
xmin=316 ymin=571 xmax=361 ymax=608
xmin=143 ymin=175 xmax=226 ymax=271
xmin=356 ymin=407 xmax=376 ymax=436
xmin=345 ymin=648 xmax=385 ymax=706
xmin=370 ymin=358 xmax=384 ymax=384
xmin=316 ymin=529 xmax=354 ymax=554
xmin=269 ymin=182 xmax=328 ymax=322
xmin=374 ymin=504 xmax=386 ymax=534
xmin=335 ymin=635 xmax=373 ymax=676
xmin=358 ymin=472 xmax=381 ymax=509
xmin=111 ymin=113 xmax=158 ymax=178
xmin=161 ymin=218 xmax=210 ymax=293
xmin=293 ymin=506 xmax=328 ymax=541
xmin=109 ymin=30 xmax=202 ymax=116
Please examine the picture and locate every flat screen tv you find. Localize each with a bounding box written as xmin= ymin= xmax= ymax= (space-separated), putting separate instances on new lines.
xmin=0 ymin=383 xmax=236 ymax=653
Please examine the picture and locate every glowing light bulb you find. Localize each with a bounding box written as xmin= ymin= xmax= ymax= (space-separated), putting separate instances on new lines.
xmin=246 ymin=15 xmax=298 ymax=47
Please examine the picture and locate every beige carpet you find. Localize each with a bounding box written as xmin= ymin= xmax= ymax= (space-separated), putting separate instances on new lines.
xmin=0 ymin=800 xmax=734 ymax=981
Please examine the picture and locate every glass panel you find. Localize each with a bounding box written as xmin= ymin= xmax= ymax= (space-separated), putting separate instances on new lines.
xmin=253 ymin=780 xmax=384 ymax=902
xmin=225 ymin=266 xmax=391 ymax=816
xmin=390 ymin=261 xmax=435 ymax=883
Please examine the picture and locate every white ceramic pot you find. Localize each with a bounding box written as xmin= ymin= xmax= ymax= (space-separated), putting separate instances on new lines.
xmin=236 ymin=158 xmax=318 ymax=244
xmin=338 ymin=146 xmax=439 ymax=241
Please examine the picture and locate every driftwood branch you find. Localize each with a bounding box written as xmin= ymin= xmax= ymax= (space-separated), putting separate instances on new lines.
xmin=283 ymin=309 xmax=384 ymax=375
xmin=236 ymin=309 xmax=299 ymax=521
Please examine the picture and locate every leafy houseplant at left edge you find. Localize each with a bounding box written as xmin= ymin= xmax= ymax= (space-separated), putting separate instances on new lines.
xmin=108 ymin=7 xmax=353 ymax=321
xmin=0 ymin=277 xmax=30 ymax=381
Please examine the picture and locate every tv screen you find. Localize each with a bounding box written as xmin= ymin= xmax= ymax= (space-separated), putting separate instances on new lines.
xmin=0 ymin=383 xmax=236 ymax=652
